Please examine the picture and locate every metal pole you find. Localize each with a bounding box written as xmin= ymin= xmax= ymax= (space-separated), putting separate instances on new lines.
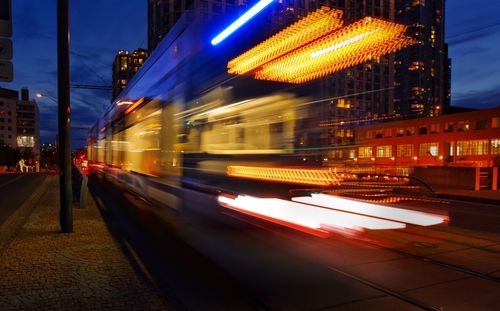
xmin=57 ymin=0 xmax=73 ymax=233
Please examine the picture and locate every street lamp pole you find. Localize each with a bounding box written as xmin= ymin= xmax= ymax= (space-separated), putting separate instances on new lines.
xmin=36 ymin=92 xmax=58 ymax=104
xmin=57 ymin=0 xmax=73 ymax=233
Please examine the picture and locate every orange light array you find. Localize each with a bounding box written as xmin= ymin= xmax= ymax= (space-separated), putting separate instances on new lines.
xmin=124 ymin=97 xmax=145 ymax=115
xmin=255 ymin=17 xmax=415 ymax=83
xmin=227 ymin=165 xmax=341 ymax=186
xmin=228 ymin=7 xmax=344 ymax=75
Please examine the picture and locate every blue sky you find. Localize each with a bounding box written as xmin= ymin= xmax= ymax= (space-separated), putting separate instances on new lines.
xmin=1 ymin=0 xmax=500 ymax=147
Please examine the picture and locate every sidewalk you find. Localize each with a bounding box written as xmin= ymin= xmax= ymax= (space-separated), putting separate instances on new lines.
xmin=0 ymin=175 xmax=178 ymax=310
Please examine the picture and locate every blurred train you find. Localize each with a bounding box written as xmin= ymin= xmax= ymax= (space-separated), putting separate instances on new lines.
xmin=87 ymin=6 xmax=450 ymax=237
xmin=87 ymin=6 xmax=324 ymax=209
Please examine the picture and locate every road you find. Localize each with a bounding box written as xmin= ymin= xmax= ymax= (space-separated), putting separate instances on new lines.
xmin=0 ymin=173 xmax=47 ymax=225
xmin=90 ymin=178 xmax=500 ymax=310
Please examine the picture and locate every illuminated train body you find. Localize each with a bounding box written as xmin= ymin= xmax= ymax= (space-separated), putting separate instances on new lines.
xmin=87 ymin=8 xmax=315 ymax=208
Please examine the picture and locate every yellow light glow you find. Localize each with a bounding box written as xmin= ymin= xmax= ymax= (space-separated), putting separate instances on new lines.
xmin=228 ymin=9 xmax=416 ymax=84
xmin=255 ymin=17 xmax=415 ymax=83
xmin=228 ymin=7 xmax=344 ymax=75
xmin=124 ymin=97 xmax=145 ymax=115
xmin=227 ymin=165 xmax=341 ymax=186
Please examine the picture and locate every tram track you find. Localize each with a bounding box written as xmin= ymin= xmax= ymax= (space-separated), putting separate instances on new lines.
xmin=355 ymin=233 xmax=500 ymax=284
xmin=327 ymin=266 xmax=442 ymax=311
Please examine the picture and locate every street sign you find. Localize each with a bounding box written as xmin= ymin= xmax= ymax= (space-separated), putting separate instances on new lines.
xmin=0 ymin=60 xmax=13 ymax=82
xmin=0 ymin=38 xmax=12 ymax=60
xmin=0 ymin=0 xmax=12 ymax=37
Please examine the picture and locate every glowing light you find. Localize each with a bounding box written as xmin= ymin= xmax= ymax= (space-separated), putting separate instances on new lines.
xmin=228 ymin=7 xmax=343 ymax=74
xmin=116 ymin=100 xmax=134 ymax=106
xmin=227 ymin=165 xmax=341 ymax=186
xmin=211 ymin=0 xmax=275 ymax=46
xmin=218 ymin=195 xmax=406 ymax=237
xmin=228 ymin=11 xmax=415 ymax=84
xmin=293 ymin=194 xmax=448 ymax=226
xmin=124 ymin=97 xmax=145 ymax=115
xmin=310 ymin=28 xmax=381 ymax=58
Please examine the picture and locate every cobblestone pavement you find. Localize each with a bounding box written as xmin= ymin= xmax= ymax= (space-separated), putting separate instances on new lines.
xmin=0 ymin=175 xmax=179 ymax=310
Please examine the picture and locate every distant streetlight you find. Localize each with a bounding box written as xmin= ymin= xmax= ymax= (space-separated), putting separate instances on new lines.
xmin=36 ymin=92 xmax=58 ymax=104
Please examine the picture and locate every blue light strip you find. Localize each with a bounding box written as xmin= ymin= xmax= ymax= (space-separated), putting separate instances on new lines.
xmin=211 ymin=0 xmax=275 ymax=46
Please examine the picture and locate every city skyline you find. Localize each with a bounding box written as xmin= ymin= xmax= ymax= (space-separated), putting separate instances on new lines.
xmin=2 ymin=0 xmax=500 ymax=147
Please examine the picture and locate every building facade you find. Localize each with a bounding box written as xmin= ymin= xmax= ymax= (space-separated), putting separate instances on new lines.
xmin=327 ymin=107 xmax=500 ymax=169
xmin=0 ymin=87 xmax=40 ymax=159
xmin=112 ymin=48 xmax=149 ymax=101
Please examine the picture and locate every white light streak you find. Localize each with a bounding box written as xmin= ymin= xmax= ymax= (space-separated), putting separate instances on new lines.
xmin=310 ymin=28 xmax=381 ymax=58
xmin=218 ymin=195 xmax=405 ymax=232
xmin=293 ymin=194 xmax=447 ymax=226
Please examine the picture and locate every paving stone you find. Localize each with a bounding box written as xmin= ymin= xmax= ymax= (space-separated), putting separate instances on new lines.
xmin=0 ymin=176 xmax=179 ymax=310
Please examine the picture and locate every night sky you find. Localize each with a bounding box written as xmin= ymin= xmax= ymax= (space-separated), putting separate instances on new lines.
xmin=1 ymin=0 xmax=500 ymax=148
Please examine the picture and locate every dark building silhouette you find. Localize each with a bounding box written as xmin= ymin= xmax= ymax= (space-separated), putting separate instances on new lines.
xmin=112 ymin=48 xmax=149 ymax=101
xmin=148 ymin=0 xmax=242 ymax=52
xmin=394 ymin=0 xmax=451 ymax=117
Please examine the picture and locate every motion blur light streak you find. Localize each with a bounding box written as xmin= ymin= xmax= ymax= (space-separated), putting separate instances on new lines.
xmin=116 ymin=100 xmax=134 ymax=106
xmin=211 ymin=0 xmax=275 ymax=46
xmin=218 ymin=195 xmax=406 ymax=237
xmin=228 ymin=11 xmax=415 ymax=84
xmin=227 ymin=165 xmax=341 ymax=186
xmin=255 ymin=17 xmax=415 ymax=83
xmin=292 ymin=194 xmax=448 ymax=226
xmin=309 ymin=28 xmax=382 ymax=58
xmin=228 ymin=7 xmax=343 ymax=74
xmin=124 ymin=97 xmax=145 ymax=115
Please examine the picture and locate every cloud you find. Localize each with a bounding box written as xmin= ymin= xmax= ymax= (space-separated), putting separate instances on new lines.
xmin=452 ymin=85 xmax=500 ymax=109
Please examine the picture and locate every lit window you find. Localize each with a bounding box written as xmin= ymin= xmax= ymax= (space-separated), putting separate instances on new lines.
xmin=376 ymin=145 xmax=392 ymax=158
xmin=491 ymin=139 xmax=500 ymax=155
xmin=397 ymin=144 xmax=414 ymax=157
xmin=419 ymin=142 xmax=439 ymax=157
xmin=456 ymin=140 xmax=489 ymax=156
xmin=358 ymin=147 xmax=373 ymax=158
xmin=349 ymin=149 xmax=356 ymax=159
xmin=17 ymin=136 xmax=35 ymax=148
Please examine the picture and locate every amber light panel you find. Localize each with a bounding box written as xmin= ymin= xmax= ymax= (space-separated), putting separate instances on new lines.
xmin=228 ymin=7 xmax=343 ymax=75
xmin=255 ymin=17 xmax=415 ymax=83
xmin=227 ymin=165 xmax=341 ymax=186
xmin=124 ymin=97 xmax=145 ymax=115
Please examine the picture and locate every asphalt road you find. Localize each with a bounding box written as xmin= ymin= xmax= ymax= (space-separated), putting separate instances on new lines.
xmin=0 ymin=173 xmax=47 ymax=225
xmin=91 ymin=178 xmax=500 ymax=310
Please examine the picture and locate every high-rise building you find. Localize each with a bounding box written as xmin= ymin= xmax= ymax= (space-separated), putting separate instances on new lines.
xmin=0 ymin=87 xmax=40 ymax=159
xmin=112 ymin=48 xmax=149 ymax=100
xmin=394 ymin=0 xmax=451 ymax=117
xmin=148 ymin=0 xmax=243 ymax=52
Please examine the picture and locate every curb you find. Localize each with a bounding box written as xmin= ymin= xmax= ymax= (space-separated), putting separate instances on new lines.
xmin=0 ymin=175 xmax=51 ymax=253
